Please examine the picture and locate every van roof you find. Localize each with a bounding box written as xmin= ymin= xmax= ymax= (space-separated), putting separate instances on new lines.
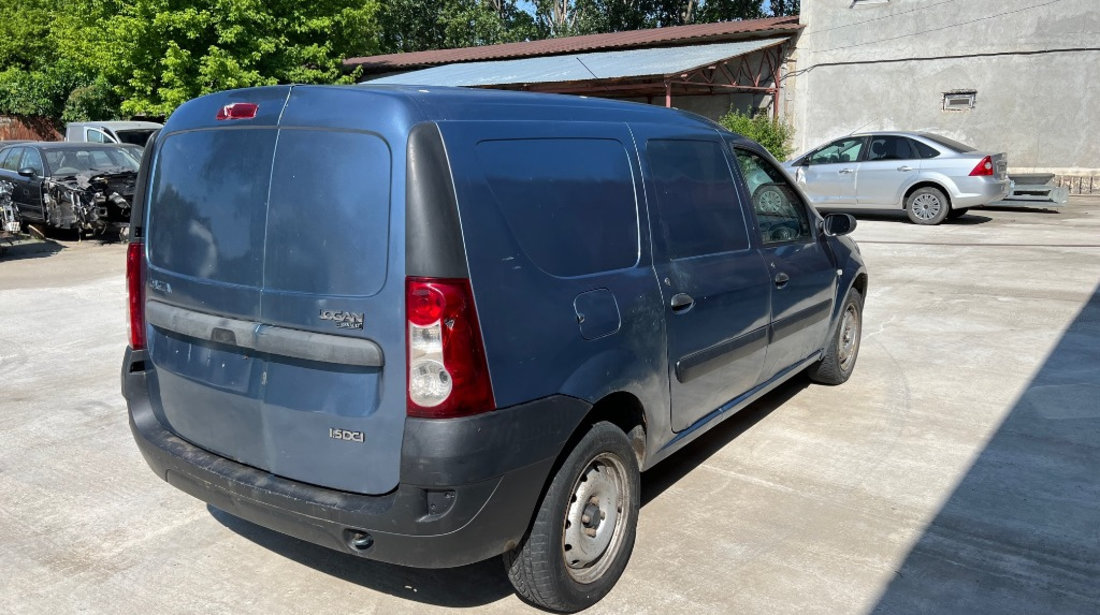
xmin=164 ymin=84 xmax=736 ymax=138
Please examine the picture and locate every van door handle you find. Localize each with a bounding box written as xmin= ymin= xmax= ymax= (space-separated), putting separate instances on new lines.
xmin=670 ymin=293 xmax=694 ymax=313
xmin=897 ymin=165 xmax=914 ymax=172
xmin=839 ymin=168 xmax=854 ymax=174
xmin=774 ymin=272 xmax=790 ymax=289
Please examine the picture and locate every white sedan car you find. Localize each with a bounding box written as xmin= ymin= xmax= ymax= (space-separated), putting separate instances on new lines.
xmin=784 ymin=132 xmax=1011 ymax=225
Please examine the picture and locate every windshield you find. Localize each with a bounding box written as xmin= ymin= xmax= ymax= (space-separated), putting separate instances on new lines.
xmin=919 ymin=133 xmax=976 ymax=153
xmin=115 ymin=129 xmax=157 ymax=146
xmin=45 ymin=147 xmax=139 ymax=176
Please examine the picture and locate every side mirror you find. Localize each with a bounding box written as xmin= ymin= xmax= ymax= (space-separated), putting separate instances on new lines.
xmin=823 ymin=213 xmax=857 ymax=237
xmin=17 ymin=167 xmax=37 ymax=178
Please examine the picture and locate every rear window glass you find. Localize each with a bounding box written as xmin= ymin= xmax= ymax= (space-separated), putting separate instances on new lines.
xmin=264 ymin=129 xmax=390 ymax=296
xmin=920 ymin=133 xmax=975 ymax=153
xmin=149 ymin=129 xmax=276 ymax=285
xmin=149 ymin=129 xmax=391 ymax=295
xmin=646 ymin=139 xmax=749 ymax=259
xmin=116 ymin=129 xmax=156 ymax=147
xmin=475 ymin=138 xmax=638 ymax=277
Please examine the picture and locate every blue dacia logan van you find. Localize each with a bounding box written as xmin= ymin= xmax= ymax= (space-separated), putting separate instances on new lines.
xmin=122 ymin=85 xmax=867 ymax=612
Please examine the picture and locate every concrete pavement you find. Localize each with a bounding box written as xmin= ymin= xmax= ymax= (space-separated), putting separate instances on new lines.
xmin=1 ymin=200 xmax=1097 ymax=614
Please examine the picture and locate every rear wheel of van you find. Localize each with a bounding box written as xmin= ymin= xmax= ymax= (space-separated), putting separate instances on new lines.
xmin=504 ymin=421 xmax=640 ymax=612
xmin=808 ymin=288 xmax=863 ymax=385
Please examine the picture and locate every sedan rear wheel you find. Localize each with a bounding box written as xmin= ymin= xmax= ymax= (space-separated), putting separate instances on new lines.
xmin=906 ymin=187 xmax=950 ymax=225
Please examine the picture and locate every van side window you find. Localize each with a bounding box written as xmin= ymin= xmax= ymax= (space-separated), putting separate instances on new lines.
xmin=733 ymin=149 xmax=812 ymax=245
xmin=86 ymin=129 xmax=109 ymax=143
xmin=476 ymin=138 xmax=639 ymax=277
xmin=645 ymin=139 xmax=749 ymax=259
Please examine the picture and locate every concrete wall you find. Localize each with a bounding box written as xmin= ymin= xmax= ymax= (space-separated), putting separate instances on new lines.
xmin=791 ymin=0 xmax=1100 ymax=174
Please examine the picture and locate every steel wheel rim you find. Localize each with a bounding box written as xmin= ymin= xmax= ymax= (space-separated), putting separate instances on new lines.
xmin=912 ymin=193 xmax=942 ymax=220
xmin=759 ymin=188 xmax=784 ymax=212
xmin=562 ymin=452 xmax=629 ymax=584
xmin=838 ymin=303 xmax=860 ymax=370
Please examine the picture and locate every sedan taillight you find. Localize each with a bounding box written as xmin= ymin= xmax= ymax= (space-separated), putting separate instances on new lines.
xmin=969 ymin=156 xmax=994 ymax=176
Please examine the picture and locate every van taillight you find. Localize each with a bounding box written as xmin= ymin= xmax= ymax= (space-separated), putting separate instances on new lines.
xmin=406 ymin=277 xmax=495 ymax=418
xmin=127 ymin=242 xmax=146 ymax=350
xmin=969 ymin=155 xmax=994 ymax=176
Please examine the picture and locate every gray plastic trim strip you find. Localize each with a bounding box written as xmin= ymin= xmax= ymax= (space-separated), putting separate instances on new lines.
xmin=146 ymin=300 xmax=384 ymax=367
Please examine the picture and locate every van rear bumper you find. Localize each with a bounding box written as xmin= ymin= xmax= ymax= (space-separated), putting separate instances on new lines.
xmin=123 ymin=348 xmax=591 ymax=568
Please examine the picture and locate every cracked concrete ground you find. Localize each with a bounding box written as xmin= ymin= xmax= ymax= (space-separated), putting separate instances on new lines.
xmin=1 ymin=198 xmax=1098 ymax=614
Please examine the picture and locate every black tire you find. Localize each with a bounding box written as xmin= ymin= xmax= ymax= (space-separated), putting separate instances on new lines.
xmin=905 ymin=187 xmax=950 ymax=225
xmin=946 ymin=207 xmax=968 ymax=220
xmin=808 ymin=288 xmax=863 ymax=385
xmin=504 ymin=421 xmax=640 ymax=612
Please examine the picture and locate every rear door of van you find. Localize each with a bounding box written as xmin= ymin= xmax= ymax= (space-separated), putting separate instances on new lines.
xmin=141 ymin=86 xmax=407 ymax=495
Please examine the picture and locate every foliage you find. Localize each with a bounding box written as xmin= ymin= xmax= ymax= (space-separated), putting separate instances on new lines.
xmin=0 ymin=0 xmax=798 ymax=122
xmin=380 ymin=0 xmax=537 ymax=53
xmin=109 ymin=0 xmax=384 ymax=117
xmin=534 ymin=0 xmax=773 ymax=36
xmin=768 ymin=0 xmax=799 ymax=17
xmin=718 ymin=109 xmax=794 ymax=160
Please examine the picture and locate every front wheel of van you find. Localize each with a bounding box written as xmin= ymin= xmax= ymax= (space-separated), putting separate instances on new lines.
xmin=504 ymin=421 xmax=640 ymax=612
xmin=808 ymin=288 xmax=863 ymax=385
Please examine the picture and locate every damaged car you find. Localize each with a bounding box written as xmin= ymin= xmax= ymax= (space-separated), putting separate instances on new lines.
xmin=0 ymin=142 xmax=139 ymax=237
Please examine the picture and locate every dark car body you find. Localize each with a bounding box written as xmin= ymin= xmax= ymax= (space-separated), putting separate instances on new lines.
xmin=122 ymin=85 xmax=867 ymax=610
xmin=0 ymin=142 xmax=139 ymax=233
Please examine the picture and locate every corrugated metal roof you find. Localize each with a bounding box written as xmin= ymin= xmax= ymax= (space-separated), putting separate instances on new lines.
xmin=346 ymin=16 xmax=799 ymax=71
xmin=368 ymin=38 xmax=786 ymax=87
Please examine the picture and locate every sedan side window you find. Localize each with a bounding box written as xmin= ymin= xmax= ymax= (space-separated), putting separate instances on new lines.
xmin=807 ymin=138 xmax=864 ymax=165
xmin=867 ymin=136 xmax=916 ymax=161
xmin=1 ymin=147 xmax=24 ymax=171
xmin=734 ymin=149 xmax=812 ymax=245
xmin=20 ymin=148 xmax=44 ymax=175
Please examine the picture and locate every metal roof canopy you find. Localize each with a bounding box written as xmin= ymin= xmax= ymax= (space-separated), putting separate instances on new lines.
xmin=368 ymin=37 xmax=789 ymax=115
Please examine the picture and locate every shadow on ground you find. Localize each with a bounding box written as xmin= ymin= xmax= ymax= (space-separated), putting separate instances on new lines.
xmin=849 ymin=210 xmax=994 ymax=225
xmin=0 ymin=237 xmax=64 ymax=261
xmin=872 ymin=282 xmax=1100 ymax=614
xmin=211 ymin=374 xmax=811 ymax=607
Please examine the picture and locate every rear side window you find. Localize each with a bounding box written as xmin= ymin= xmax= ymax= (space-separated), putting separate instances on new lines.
xmin=646 ymin=139 xmax=749 ymax=259
xmin=911 ymin=139 xmax=941 ymax=159
xmin=475 ymin=138 xmax=638 ymax=277
xmin=149 ymin=129 xmax=276 ymax=285
xmin=920 ymin=133 xmax=975 ymax=153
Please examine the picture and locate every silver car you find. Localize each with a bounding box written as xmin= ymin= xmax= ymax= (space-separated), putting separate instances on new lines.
xmin=784 ymin=132 xmax=1011 ymax=225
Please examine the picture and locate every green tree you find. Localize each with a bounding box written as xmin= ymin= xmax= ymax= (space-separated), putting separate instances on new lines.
xmin=0 ymin=0 xmax=113 ymax=120
xmin=379 ymin=0 xmax=537 ymax=53
xmin=697 ymin=0 xmax=765 ymax=22
xmin=768 ymin=0 xmax=799 ymax=17
xmin=718 ymin=109 xmax=793 ymax=160
xmin=110 ymin=0 xmax=384 ymax=118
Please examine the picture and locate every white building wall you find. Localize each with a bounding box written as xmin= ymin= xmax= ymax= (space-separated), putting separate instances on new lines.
xmin=791 ymin=0 xmax=1100 ymax=175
